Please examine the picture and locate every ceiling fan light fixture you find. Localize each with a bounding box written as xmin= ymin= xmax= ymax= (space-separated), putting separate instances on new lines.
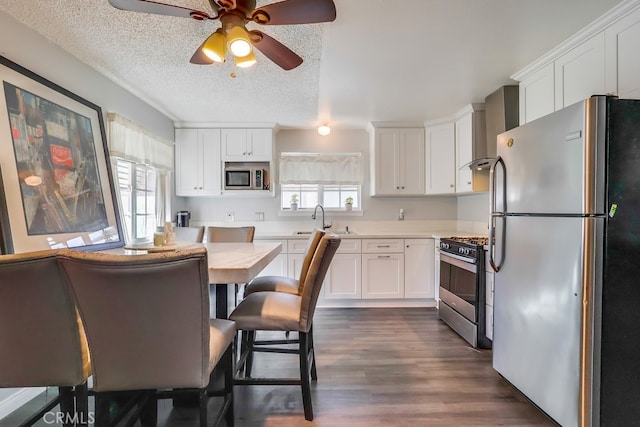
xmin=318 ymin=124 xmax=331 ymax=136
xmin=235 ymin=51 xmax=257 ymax=68
xmin=227 ymin=25 xmax=253 ymax=57
xmin=202 ymin=30 xmax=226 ymax=62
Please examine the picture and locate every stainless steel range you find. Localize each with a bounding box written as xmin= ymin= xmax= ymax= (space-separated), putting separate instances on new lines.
xmin=438 ymin=236 xmax=491 ymax=349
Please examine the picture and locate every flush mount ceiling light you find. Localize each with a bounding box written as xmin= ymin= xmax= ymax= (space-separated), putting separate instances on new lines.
xmin=317 ymin=124 xmax=331 ymax=136
xmin=108 ymin=0 xmax=337 ymax=71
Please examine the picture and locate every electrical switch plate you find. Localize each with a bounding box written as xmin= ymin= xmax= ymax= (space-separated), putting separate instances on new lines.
xmin=226 ymin=212 xmax=235 ymax=222
xmin=255 ymin=212 xmax=264 ymax=221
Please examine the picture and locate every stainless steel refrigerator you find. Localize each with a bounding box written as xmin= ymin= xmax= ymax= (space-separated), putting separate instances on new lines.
xmin=488 ymin=95 xmax=640 ymax=427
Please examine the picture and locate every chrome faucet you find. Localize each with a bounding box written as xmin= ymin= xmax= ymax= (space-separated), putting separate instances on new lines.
xmin=311 ymin=204 xmax=332 ymax=230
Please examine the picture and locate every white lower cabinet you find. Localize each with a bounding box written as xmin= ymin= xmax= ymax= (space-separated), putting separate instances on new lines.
xmin=323 ymin=254 xmax=362 ymax=299
xmin=362 ymin=253 xmax=404 ymax=298
xmin=404 ymin=239 xmax=435 ymax=299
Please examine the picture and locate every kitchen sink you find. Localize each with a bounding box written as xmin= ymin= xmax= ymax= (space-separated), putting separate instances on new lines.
xmin=294 ymin=230 xmax=355 ymax=235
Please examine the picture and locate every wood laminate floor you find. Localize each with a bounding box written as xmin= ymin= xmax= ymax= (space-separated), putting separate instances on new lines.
xmin=5 ymin=307 xmax=554 ymax=426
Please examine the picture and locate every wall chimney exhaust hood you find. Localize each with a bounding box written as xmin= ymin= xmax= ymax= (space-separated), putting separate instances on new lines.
xmin=465 ymin=86 xmax=519 ymax=171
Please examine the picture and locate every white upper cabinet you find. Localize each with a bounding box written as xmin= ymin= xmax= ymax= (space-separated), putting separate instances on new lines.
xmin=370 ymin=127 xmax=425 ymax=196
xmin=455 ymin=105 xmax=488 ymax=194
xmin=221 ymin=128 xmax=273 ymax=162
xmin=519 ymin=63 xmax=555 ymax=124
xmin=554 ymin=32 xmax=606 ymax=110
xmin=175 ymin=128 xmax=221 ymax=197
xmin=516 ymin=2 xmax=640 ymax=124
xmin=425 ymin=122 xmax=456 ymax=195
xmin=605 ymin=5 xmax=640 ymax=99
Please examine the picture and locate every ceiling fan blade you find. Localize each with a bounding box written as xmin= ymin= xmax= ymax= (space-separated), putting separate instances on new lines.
xmin=251 ymin=0 xmax=336 ymax=25
xmin=207 ymin=0 xmax=220 ymax=14
xmin=108 ymin=0 xmax=214 ymax=20
xmin=249 ymin=30 xmax=303 ymax=70
xmin=190 ymin=41 xmax=216 ymax=65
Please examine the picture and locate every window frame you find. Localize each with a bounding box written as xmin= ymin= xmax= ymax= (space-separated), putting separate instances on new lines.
xmin=114 ymin=158 xmax=158 ymax=242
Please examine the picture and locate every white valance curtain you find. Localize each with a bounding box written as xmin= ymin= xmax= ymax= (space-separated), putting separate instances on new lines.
xmin=107 ymin=112 xmax=173 ymax=227
xmin=106 ymin=113 xmax=173 ymax=171
xmin=279 ymin=152 xmax=363 ymax=184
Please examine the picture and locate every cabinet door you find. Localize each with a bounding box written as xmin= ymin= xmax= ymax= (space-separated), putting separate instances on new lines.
xmin=455 ymin=113 xmax=473 ymax=193
xmin=434 ymin=239 xmax=441 ymax=303
xmin=426 ymin=122 xmax=456 ymax=194
xmin=404 ymin=239 xmax=435 ymax=299
xmin=246 ymin=129 xmax=272 ymax=161
xmin=400 ymin=128 xmax=425 ymax=194
xmin=605 ymin=7 xmax=640 ymax=99
xmin=554 ymin=32 xmax=605 ymax=110
xmin=362 ymin=254 xmax=404 ymax=299
xmin=519 ymin=62 xmax=555 ymax=124
xmin=221 ymin=129 xmax=248 ymax=161
xmin=323 ymin=254 xmax=362 ymax=299
xmin=374 ymin=129 xmax=400 ymax=195
xmin=175 ymin=128 xmax=201 ymax=196
xmin=199 ymin=129 xmax=222 ymax=196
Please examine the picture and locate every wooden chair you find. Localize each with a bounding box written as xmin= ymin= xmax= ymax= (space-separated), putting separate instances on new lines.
xmin=230 ymin=233 xmax=341 ymax=421
xmin=58 ymin=247 xmax=235 ymax=427
xmin=0 ymin=250 xmax=90 ymax=427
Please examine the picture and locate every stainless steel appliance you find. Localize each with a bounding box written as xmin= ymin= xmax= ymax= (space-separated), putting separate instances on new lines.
xmin=489 ymin=95 xmax=640 ymax=426
xmin=224 ymin=166 xmax=266 ymax=190
xmin=438 ymin=236 xmax=491 ymax=349
xmin=176 ymin=210 xmax=190 ymax=227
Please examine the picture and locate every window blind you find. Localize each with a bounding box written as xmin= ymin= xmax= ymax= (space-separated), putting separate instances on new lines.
xmin=279 ymin=152 xmax=362 ymax=184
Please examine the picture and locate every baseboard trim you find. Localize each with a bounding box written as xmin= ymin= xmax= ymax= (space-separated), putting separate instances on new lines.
xmin=318 ymin=299 xmax=437 ymax=308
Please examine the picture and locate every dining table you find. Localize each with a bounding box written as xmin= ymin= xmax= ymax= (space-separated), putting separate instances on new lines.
xmin=119 ymin=241 xmax=282 ymax=318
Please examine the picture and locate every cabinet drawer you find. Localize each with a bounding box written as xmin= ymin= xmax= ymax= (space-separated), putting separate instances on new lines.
xmin=287 ymin=239 xmax=309 ymax=254
xmin=336 ymin=239 xmax=361 ymax=253
xmin=362 ymin=239 xmax=404 ymax=253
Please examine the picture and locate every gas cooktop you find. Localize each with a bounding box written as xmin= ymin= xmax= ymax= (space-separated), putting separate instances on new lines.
xmin=446 ymin=236 xmax=489 ymax=246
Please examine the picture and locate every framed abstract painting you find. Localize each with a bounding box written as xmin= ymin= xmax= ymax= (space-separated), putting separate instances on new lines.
xmin=0 ymin=56 xmax=124 ymax=254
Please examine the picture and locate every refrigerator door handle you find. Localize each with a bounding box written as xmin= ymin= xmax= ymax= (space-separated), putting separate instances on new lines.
xmin=489 ymin=157 xmax=506 ymax=272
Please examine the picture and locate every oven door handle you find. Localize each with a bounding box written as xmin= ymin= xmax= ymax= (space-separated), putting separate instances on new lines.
xmin=489 ymin=156 xmax=506 ymax=272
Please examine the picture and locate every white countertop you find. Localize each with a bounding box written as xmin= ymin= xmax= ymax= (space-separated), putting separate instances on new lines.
xmin=254 ymin=230 xmax=484 ymax=240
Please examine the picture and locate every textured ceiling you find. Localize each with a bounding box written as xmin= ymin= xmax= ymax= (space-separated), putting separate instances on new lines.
xmin=0 ymin=0 xmax=625 ymax=130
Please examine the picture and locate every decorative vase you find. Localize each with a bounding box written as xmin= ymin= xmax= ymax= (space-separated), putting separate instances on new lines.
xmin=291 ymin=202 xmax=298 ymax=211
xmin=345 ymin=203 xmax=353 ymax=211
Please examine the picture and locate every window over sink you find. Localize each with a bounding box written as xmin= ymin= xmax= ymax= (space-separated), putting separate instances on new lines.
xmin=279 ymin=152 xmax=362 ymax=212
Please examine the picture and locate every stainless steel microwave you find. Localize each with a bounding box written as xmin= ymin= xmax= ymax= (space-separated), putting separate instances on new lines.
xmin=224 ymin=167 xmax=266 ymax=190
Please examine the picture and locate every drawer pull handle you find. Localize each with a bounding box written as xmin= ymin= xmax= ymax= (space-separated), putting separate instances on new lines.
xmin=377 ymin=245 xmax=391 ymax=248
xmin=378 ymin=255 xmax=391 ymax=259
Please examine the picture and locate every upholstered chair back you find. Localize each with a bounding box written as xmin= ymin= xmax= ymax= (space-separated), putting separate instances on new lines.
xmin=174 ymin=225 xmax=205 ymax=243
xmin=296 ymin=229 xmax=326 ymax=293
xmin=0 ymin=250 xmax=90 ymax=387
xmin=207 ymin=226 xmax=255 ymax=243
xmin=298 ymin=233 xmax=341 ymax=331
xmin=58 ymin=247 xmax=211 ymax=392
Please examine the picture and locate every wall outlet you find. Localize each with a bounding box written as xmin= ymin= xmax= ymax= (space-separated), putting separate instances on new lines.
xmin=226 ymin=212 xmax=235 ymax=222
xmin=255 ymin=212 xmax=265 ymax=222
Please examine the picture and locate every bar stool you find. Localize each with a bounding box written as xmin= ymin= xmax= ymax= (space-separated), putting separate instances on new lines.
xmin=0 ymin=250 xmax=90 ymax=427
xmin=230 ymin=233 xmax=341 ymax=421
xmin=59 ymin=247 xmax=235 ymax=427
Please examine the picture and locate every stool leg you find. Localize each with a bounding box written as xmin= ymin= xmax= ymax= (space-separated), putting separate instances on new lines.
xmin=139 ymin=390 xmax=157 ymax=427
xmin=224 ymin=345 xmax=235 ymax=427
xmin=299 ymin=332 xmax=314 ymax=421
xmin=58 ymin=386 xmax=74 ymax=427
xmin=94 ymin=393 xmax=111 ymax=427
xmin=198 ymin=388 xmax=208 ymax=427
xmin=75 ymin=382 xmax=89 ymax=426
xmin=245 ymin=330 xmax=256 ymax=378
xmin=309 ymin=326 xmax=318 ymax=381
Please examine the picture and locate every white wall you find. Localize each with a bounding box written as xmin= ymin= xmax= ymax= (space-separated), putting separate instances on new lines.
xmin=0 ymin=11 xmax=174 ymax=141
xmin=178 ymin=128 xmax=459 ymax=224
xmin=0 ymin=10 xmax=175 ymax=419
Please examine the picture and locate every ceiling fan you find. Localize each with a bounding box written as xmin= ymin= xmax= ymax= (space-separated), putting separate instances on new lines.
xmin=107 ymin=0 xmax=337 ymax=70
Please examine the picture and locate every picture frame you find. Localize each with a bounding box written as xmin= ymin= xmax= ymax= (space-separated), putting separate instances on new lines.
xmin=0 ymin=56 xmax=124 ymax=254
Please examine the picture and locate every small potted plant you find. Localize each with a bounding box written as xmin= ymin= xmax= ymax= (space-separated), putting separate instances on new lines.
xmin=290 ymin=194 xmax=299 ymax=211
xmin=345 ymin=196 xmax=354 ymax=211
